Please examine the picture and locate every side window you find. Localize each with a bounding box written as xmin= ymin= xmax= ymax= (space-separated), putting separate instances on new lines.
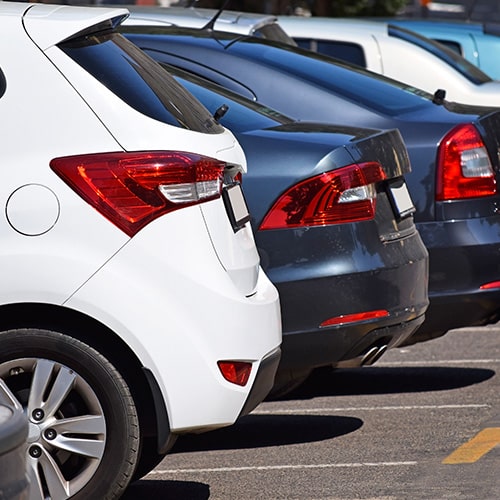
xmin=293 ymin=38 xmax=367 ymax=68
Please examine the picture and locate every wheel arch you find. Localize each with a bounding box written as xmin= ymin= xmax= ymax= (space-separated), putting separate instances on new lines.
xmin=0 ymin=302 xmax=171 ymax=453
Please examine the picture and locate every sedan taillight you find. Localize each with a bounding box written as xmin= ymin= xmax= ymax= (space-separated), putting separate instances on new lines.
xmin=51 ymin=151 xmax=226 ymax=236
xmin=436 ymin=123 xmax=496 ymax=201
xmin=259 ymin=162 xmax=386 ymax=230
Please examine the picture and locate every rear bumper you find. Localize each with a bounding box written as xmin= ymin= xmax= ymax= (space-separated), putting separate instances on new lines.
xmin=259 ymin=221 xmax=429 ymax=337
xmin=262 ymin=226 xmax=428 ymax=373
xmin=239 ymin=347 xmax=281 ymax=417
xmin=66 ymin=205 xmax=282 ymax=433
xmin=403 ymin=288 xmax=500 ymax=345
xmin=415 ymin=216 xmax=500 ymax=341
xmin=279 ymin=313 xmax=425 ymax=372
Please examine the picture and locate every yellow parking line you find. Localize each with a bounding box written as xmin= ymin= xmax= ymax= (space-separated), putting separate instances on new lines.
xmin=442 ymin=427 xmax=500 ymax=464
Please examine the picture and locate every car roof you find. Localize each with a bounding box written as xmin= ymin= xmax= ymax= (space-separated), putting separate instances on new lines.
xmin=123 ymin=5 xmax=280 ymax=34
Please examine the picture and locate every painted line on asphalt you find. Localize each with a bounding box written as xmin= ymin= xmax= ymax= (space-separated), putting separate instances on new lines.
xmin=442 ymin=427 xmax=500 ymax=464
xmin=147 ymin=461 xmax=418 ymax=475
xmin=254 ymin=404 xmax=488 ymax=415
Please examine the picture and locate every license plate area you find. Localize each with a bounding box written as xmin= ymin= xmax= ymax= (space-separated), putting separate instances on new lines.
xmin=222 ymin=183 xmax=251 ymax=232
xmin=387 ymin=178 xmax=415 ymax=220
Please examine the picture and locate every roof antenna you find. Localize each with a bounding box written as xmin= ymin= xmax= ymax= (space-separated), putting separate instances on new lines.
xmin=432 ymin=89 xmax=446 ymax=105
xmin=202 ymin=0 xmax=231 ymax=31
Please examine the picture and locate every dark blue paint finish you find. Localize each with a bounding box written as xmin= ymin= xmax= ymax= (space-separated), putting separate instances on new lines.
xmin=122 ymin=27 xmax=500 ymax=345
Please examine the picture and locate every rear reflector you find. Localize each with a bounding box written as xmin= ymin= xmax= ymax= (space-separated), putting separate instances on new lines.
xmin=479 ymin=281 xmax=500 ymax=290
xmin=259 ymin=162 xmax=385 ymax=230
xmin=320 ymin=310 xmax=389 ymax=328
xmin=217 ymin=361 xmax=252 ymax=386
xmin=50 ymin=151 xmax=226 ymax=236
xmin=436 ymin=123 xmax=496 ymax=201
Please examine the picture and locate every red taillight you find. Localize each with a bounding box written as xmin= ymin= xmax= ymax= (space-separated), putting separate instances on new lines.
xmin=50 ymin=151 xmax=226 ymax=236
xmin=259 ymin=162 xmax=386 ymax=230
xmin=217 ymin=361 xmax=252 ymax=386
xmin=319 ymin=310 xmax=389 ymax=328
xmin=436 ymin=123 xmax=496 ymax=201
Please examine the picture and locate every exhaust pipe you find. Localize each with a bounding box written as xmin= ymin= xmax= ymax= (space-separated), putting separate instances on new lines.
xmin=362 ymin=344 xmax=388 ymax=366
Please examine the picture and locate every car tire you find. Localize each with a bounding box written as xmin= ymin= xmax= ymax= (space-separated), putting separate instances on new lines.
xmin=0 ymin=328 xmax=140 ymax=500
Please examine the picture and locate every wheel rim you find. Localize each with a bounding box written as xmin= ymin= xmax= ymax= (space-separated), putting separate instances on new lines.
xmin=0 ymin=358 xmax=106 ymax=499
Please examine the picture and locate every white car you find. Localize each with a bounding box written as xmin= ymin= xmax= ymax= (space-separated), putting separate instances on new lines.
xmin=277 ymin=16 xmax=500 ymax=107
xmin=123 ymin=5 xmax=296 ymax=44
xmin=0 ymin=2 xmax=281 ymax=499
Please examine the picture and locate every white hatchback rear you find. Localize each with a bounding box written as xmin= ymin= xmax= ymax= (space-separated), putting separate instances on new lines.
xmin=0 ymin=3 xmax=281 ymax=499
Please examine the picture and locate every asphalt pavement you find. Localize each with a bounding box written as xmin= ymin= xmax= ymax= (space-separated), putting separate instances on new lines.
xmin=123 ymin=323 xmax=500 ymax=499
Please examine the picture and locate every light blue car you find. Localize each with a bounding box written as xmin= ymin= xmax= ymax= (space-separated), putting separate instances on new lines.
xmin=389 ymin=19 xmax=500 ymax=79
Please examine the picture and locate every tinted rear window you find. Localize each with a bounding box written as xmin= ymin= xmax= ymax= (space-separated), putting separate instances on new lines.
xmin=59 ymin=31 xmax=224 ymax=134
xmin=164 ymin=65 xmax=293 ymax=133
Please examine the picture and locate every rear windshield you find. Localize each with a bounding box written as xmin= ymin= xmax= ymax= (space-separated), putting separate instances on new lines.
xmin=164 ymin=64 xmax=293 ymax=132
xmin=59 ymin=31 xmax=224 ymax=134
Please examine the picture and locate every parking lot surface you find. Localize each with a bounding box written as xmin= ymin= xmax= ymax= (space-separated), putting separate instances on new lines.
xmin=123 ymin=324 xmax=500 ymax=499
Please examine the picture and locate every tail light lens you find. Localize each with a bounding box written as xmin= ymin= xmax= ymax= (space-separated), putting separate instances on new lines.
xmin=259 ymin=162 xmax=386 ymax=230
xmin=436 ymin=123 xmax=496 ymax=201
xmin=50 ymin=151 xmax=226 ymax=236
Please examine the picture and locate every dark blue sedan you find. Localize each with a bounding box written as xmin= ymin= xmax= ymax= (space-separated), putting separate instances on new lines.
xmin=163 ymin=65 xmax=428 ymax=394
xmin=122 ymin=26 xmax=500 ymax=349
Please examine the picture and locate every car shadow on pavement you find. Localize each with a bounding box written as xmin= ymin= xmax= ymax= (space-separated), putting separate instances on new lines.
xmin=172 ymin=414 xmax=363 ymax=453
xmin=122 ymin=479 xmax=210 ymax=500
xmin=279 ymin=365 xmax=496 ymax=400
xmin=122 ymin=414 xmax=363 ymax=499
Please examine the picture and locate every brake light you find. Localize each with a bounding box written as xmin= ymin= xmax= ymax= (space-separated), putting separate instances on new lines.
xmin=259 ymin=162 xmax=386 ymax=230
xmin=436 ymin=123 xmax=496 ymax=201
xmin=217 ymin=361 xmax=252 ymax=386
xmin=320 ymin=310 xmax=389 ymax=328
xmin=50 ymin=151 xmax=226 ymax=236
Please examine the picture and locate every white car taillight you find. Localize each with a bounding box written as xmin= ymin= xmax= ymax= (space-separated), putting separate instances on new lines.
xmin=51 ymin=151 xmax=226 ymax=236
